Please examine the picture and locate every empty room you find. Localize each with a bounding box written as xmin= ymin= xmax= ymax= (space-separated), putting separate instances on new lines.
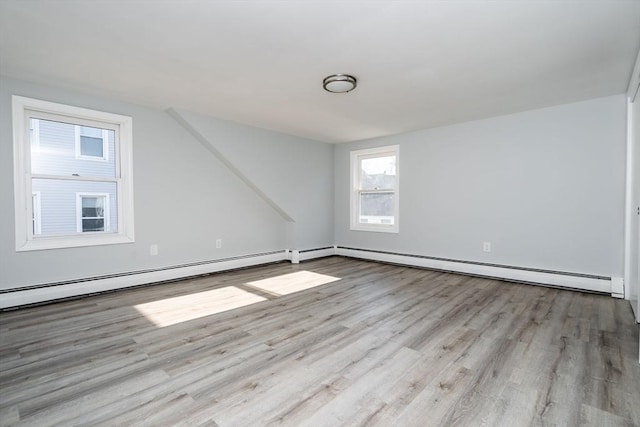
xmin=1 ymin=1 xmax=640 ymax=426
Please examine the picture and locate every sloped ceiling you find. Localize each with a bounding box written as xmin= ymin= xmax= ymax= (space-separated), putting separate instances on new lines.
xmin=1 ymin=0 xmax=639 ymax=143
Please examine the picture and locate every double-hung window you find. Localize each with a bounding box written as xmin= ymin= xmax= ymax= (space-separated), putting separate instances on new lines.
xmin=350 ymin=145 xmax=399 ymax=233
xmin=12 ymin=96 xmax=134 ymax=251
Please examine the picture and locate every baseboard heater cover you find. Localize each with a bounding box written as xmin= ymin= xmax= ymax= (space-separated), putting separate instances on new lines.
xmin=298 ymin=246 xmax=336 ymax=261
xmin=1 ymin=250 xmax=287 ymax=309
xmin=335 ymin=246 xmax=613 ymax=295
xmin=2 ymin=245 xmax=618 ymax=309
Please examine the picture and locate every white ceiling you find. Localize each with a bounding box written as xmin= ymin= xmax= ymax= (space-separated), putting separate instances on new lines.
xmin=1 ymin=1 xmax=640 ymax=143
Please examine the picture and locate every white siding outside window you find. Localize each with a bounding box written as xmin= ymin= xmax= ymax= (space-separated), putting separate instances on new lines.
xmin=350 ymin=145 xmax=399 ymax=233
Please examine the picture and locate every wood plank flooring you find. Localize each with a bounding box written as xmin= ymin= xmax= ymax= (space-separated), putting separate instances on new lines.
xmin=1 ymin=256 xmax=639 ymax=426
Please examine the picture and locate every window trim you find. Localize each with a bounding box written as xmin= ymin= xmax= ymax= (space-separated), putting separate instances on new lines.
xmin=76 ymin=193 xmax=110 ymax=233
xmin=350 ymin=145 xmax=400 ymax=233
xmin=30 ymin=118 xmax=40 ymax=151
xmin=75 ymin=125 xmax=109 ymax=161
xmin=12 ymin=95 xmax=135 ymax=251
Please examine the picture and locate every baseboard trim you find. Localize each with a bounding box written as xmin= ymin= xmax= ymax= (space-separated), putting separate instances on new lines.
xmin=298 ymin=246 xmax=336 ymax=262
xmin=2 ymin=245 xmax=619 ymax=309
xmin=1 ymin=250 xmax=288 ymax=309
xmin=335 ymin=246 xmax=613 ymax=295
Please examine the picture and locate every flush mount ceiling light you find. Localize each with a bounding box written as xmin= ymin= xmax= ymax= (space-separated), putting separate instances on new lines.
xmin=323 ymin=74 xmax=357 ymax=93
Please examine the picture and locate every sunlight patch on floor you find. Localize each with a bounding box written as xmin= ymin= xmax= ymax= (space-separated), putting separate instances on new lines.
xmin=134 ymin=286 xmax=266 ymax=327
xmin=246 ymin=270 xmax=341 ymax=295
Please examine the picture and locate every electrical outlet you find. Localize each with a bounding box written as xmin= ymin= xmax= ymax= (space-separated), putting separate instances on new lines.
xmin=216 ymin=239 xmax=222 ymax=249
xmin=150 ymin=244 xmax=159 ymax=256
xmin=483 ymin=242 xmax=491 ymax=253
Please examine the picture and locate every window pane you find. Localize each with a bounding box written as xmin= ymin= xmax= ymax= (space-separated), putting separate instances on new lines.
xmin=80 ymin=136 xmax=104 ymax=158
xmin=79 ymin=126 xmax=102 ymax=138
xmin=31 ymin=178 xmax=118 ymax=236
xmin=30 ymin=118 xmax=115 ymax=177
xmin=360 ymin=155 xmax=396 ymax=190
xmin=82 ymin=196 xmax=104 ymax=210
xmin=82 ymin=197 xmax=105 ymax=219
xmin=82 ymin=218 xmax=104 ymax=232
xmin=82 ymin=207 xmax=103 ymax=218
xmin=359 ymin=192 xmax=394 ymax=224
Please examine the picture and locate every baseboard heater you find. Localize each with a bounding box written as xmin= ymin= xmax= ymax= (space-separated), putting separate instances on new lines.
xmin=334 ymin=246 xmax=619 ymax=297
xmin=287 ymin=246 xmax=336 ymax=263
xmin=0 ymin=250 xmax=288 ymax=310
xmin=0 ymin=245 xmax=621 ymax=309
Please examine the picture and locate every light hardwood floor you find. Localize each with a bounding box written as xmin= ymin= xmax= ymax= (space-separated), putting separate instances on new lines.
xmin=1 ymin=256 xmax=639 ymax=426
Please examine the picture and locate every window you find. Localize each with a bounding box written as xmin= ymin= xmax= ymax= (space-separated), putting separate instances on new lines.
xmin=76 ymin=125 xmax=109 ymax=160
xmin=77 ymin=193 xmax=109 ymax=232
xmin=12 ymin=96 xmax=134 ymax=251
xmin=350 ymin=145 xmax=399 ymax=233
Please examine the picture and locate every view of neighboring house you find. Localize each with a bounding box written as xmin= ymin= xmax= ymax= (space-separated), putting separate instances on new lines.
xmin=30 ymin=118 xmax=118 ymax=236
xmin=356 ymin=150 xmax=397 ymax=226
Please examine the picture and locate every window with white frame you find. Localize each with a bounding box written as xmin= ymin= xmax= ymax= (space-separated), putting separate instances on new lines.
xmin=350 ymin=145 xmax=399 ymax=232
xmin=77 ymin=193 xmax=109 ymax=232
xmin=12 ymin=96 xmax=134 ymax=251
xmin=76 ymin=125 xmax=109 ymax=160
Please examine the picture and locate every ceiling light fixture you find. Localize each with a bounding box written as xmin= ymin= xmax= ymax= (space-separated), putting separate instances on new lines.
xmin=323 ymin=74 xmax=357 ymax=93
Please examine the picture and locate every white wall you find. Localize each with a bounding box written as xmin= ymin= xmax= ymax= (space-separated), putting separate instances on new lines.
xmin=0 ymin=76 xmax=334 ymax=292
xmin=335 ymin=95 xmax=627 ymax=278
xmin=0 ymin=75 xmax=629 ymax=299
xmin=169 ymin=108 xmax=334 ymax=251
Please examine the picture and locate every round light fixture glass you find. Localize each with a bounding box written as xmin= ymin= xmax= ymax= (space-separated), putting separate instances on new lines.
xmin=323 ymin=74 xmax=357 ymax=93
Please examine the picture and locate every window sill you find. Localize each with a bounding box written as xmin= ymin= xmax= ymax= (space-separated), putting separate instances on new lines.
xmin=350 ymin=224 xmax=399 ymax=234
xmin=16 ymin=233 xmax=135 ymax=252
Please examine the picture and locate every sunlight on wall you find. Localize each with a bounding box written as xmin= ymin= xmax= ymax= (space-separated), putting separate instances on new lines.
xmin=134 ymin=286 xmax=266 ymax=327
xmin=246 ymin=270 xmax=340 ymax=295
